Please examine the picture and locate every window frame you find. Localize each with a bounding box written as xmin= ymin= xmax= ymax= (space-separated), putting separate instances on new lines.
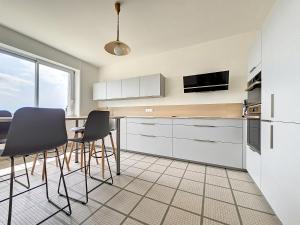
xmin=0 ymin=47 xmax=75 ymax=111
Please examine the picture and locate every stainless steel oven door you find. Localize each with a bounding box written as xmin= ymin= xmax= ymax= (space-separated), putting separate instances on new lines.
xmin=247 ymin=117 xmax=261 ymax=154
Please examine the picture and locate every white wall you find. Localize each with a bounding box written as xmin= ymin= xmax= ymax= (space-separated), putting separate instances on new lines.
xmin=98 ymin=32 xmax=255 ymax=107
xmin=0 ymin=25 xmax=99 ymax=115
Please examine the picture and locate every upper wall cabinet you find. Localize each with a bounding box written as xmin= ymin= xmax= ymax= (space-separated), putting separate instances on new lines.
xmin=121 ymin=77 xmax=140 ymax=98
xmin=248 ymin=32 xmax=262 ymax=80
xmin=140 ymin=74 xmax=165 ymax=97
xmin=106 ymin=80 xmax=122 ymax=99
xmin=93 ymin=74 xmax=165 ymax=101
xmin=93 ymin=81 xmax=106 ymax=100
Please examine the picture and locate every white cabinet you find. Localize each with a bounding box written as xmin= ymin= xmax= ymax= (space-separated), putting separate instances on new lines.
xmin=248 ymin=32 xmax=262 ymax=80
xmin=261 ymin=121 xmax=300 ymax=225
xmin=127 ymin=122 xmax=172 ymax=138
xmin=121 ymin=78 xmax=139 ymax=98
xmin=140 ymin=74 xmax=165 ymax=97
xmin=93 ymin=81 xmax=106 ymax=100
xmin=246 ymin=145 xmax=261 ymax=188
xmin=127 ymin=134 xmax=172 ymax=157
xmin=173 ymin=138 xmax=242 ymax=168
xmin=106 ymin=80 xmax=122 ymax=99
xmin=262 ymin=0 xmax=300 ymax=123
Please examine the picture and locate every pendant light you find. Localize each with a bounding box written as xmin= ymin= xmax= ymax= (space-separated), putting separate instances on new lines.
xmin=104 ymin=2 xmax=131 ymax=56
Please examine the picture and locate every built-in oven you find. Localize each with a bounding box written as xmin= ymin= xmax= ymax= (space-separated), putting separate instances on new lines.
xmin=246 ymin=72 xmax=261 ymax=154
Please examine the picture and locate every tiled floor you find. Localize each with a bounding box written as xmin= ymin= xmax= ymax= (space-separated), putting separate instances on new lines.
xmin=0 ymin=151 xmax=282 ymax=225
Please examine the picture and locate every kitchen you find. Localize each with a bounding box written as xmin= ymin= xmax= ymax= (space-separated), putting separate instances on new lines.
xmin=0 ymin=0 xmax=299 ymax=225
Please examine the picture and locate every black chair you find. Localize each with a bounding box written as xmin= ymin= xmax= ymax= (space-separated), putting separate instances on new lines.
xmin=0 ymin=110 xmax=30 ymax=190
xmin=58 ymin=110 xmax=113 ymax=204
xmin=0 ymin=107 xmax=71 ymax=225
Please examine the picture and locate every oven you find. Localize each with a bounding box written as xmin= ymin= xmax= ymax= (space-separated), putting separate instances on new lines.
xmin=246 ymin=72 xmax=261 ymax=154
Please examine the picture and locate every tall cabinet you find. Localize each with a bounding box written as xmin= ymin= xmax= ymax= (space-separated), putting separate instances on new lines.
xmin=258 ymin=1 xmax=300 ymax=225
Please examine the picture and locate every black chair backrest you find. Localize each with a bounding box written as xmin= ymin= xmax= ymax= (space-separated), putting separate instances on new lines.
xmin=2 ymin=107 xmax=67 ymax=157
xmin=82 ymin=110 xmax=110 ymax=142
xmin=0 ymin=110 xmax=12 ymax=140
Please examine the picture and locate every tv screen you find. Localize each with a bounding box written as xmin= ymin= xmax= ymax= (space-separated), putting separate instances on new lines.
xmin=183 ymin=70 xmax=229 ymax=93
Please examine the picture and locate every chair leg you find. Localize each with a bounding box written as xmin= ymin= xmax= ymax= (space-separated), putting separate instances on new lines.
xmin=104 ymin=144 xmax=114 ymax=184
xmin=83 ymin=144 xmax=89 ymax=204
xmin=63 ymin=146 xmax=71 ymax=171
xmin=101 ymin=139 xmax=105 ymax=179
xmin=31 ymin=153 xmax=39 ymax=175
xmin=67 ymin=141 xmax=75 ymax=166
xmin=7 ymin=157 xmax=14 ymax=225
xmin=42 ymin=152 xmax=47 ymax=181
xmin=91 ymin=141 xmax=99 ymax=165
xmin=109 ymin=132 xmax=117 ymax=160
xmin=43 ymin=152 xmax=50 ymax=201
xmin=80 ymin=143 xmax=84 ymax=172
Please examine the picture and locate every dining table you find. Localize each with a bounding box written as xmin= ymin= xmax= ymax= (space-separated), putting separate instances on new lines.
xmin=0 ymin=115 xmax=122 ymax=175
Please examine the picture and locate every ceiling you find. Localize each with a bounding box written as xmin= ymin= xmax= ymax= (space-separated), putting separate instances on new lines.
xmin=0 ymin=0 xmax=274 ymax=67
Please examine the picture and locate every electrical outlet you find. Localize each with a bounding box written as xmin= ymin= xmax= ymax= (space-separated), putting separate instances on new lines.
xmin=145 ymin=108 xmax=153 ymax=113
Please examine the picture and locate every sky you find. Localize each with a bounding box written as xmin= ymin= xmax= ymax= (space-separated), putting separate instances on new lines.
xmin=0 ymin=52 xmax=69 ymax=113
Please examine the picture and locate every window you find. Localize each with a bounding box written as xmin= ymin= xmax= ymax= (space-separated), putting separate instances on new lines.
xmin=0 ymin=49 xmax=75 ymax=113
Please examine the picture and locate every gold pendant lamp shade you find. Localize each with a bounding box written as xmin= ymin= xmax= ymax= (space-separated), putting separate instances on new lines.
xmin=104 ymin=2 xmax=131 ymax=56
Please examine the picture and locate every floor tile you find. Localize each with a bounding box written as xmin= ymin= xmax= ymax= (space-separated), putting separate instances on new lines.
xmin=163 ymin=207 xmax=201 ymax=225
xmin=203 ymin=218 xmax=224 ymax=225
xmin=122 ymin=218 xmax=144 ymax=225
xmin=130 ymin=154 xmax=146 ymax=160
xmin=146 ymin=184 xmax=176 ymax=204
xmin=106 ymin=190 xmax=142 ymax=214
xmin=131 ymin=198 xmax=168 ymax=225
xmin=186 ymin=163 xmax=205 ymax=173
xmin=155 ymin=158 xmax=172 ymax=166
xmin=204 ymin=198 xmax=240 ymax=225
xmin=125 ymin=178 xmax=152 ymax=195
xmin=170 ymin=161 xmax=188 ymax=169
xmin=141 ymin=156 xmax=158 ymax=164
xmin=164 ymin=167 xmax=185 ymax=178
xmin=122 ymin=159 xmax=139 ymax=166
xmin=147 ymin=164 xmax=167 ymax=173
xmin=172 ymin=190 xmax=202 ymax=214
xmin=205 ymin=184 xmax=234 ymax=203
xmin=133 ymin=161 xmax=151 ymax=170
xmin=183 ymin=170 xmax=205 ymax=182
xmin=206 ymin=167 xmax=227 ymax=177
xmin=230 ymin=179 xmax=261 ymax=195
xmin=227 ymin=170 xmax=253 ymax=182
xmin=88 ymin=183 xmax=120 ymax=204
xmin=179 ymin=179 xmax=204 ymax=195
xmin=138 ymin=170 xmax=161 ymax=182
xmin=206 ymin=174 xmax=230 ymax=188
xmin=157 ymin=174 xmax=181 ymax=188
xmin=234 ymin=190 xmax=274 ymax=214
xmin=112 ymin=175 xmax=134 ymax=188
xmin=82 ymin=206 xmax=125 ymax=225
xmin=123 ymin=167 xmax=144 ymax=177
xmin=239 ymin=207 xmax=282 ymax=225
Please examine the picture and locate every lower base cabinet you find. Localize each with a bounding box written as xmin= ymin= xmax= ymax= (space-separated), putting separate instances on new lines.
xmin=127 ymin=133 xmax=172 ymax=157
xmin=173 ymin=138 xmax=243 ymax=168
xmin=246 ymin=146 xmax=261 ymax=188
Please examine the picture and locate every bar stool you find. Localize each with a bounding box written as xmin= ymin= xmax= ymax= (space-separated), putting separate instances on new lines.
xmin=0 ymin=107 xmax=71 ymax=224
xmin=0 ymin=110 xmax=30 ymax=189
xmin=58 ymin=110 xmax=113 ymax=204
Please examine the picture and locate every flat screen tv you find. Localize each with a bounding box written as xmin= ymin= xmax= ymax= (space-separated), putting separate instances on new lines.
xmin=183 ymin=70 xmax=229 ymax=93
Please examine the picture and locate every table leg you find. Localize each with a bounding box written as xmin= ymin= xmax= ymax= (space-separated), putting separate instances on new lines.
xmin=116 ymin=118 xmax=121 ymax=175
xmin=75 ymin=119 xmax=79 ymax=163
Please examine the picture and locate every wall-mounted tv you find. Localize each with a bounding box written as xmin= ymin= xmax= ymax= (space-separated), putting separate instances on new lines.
xmin=183 ymin=70 xmax=229 ymax=93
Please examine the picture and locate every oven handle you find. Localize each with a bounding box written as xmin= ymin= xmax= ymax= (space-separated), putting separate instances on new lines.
xmin=245 ymin=81 xmax=261 ymax=91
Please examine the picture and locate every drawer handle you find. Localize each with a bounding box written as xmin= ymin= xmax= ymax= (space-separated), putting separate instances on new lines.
xmin=270 ymin=125 xmax=274 ymax=149
xmin=140 ymin=134 xmax=156 ymax=138
xmin=193 ymin=125 xmax=216 ymax=128
xmin=141 ymin=123 xmax=156 ymax=126
xmin=193 ymin=139 xmax=216 ymax=143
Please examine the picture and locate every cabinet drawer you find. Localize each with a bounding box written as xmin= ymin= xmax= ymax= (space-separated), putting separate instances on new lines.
xmin=127 ymin=117 xmax=172 ymax=125
xmin=173 ymin=138 xmax=242 ymax=168
xmin=173 ymin=118 xmax=242 ymax=127
xmin=173 ymin=125 xmax=242 ymax=144
xmin=127 ymin=122 xmax=172 ymax=137
xmin=127 ymin=134 xmax=172 ymax=157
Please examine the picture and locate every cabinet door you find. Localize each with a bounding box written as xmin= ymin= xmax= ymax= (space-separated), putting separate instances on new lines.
xmin=248 ymin=31 xmax=262 ymax=80
xmin=262 ymin=0 xmax=300 ymax=123
xmin=121 ymin=78 xmax=140 ymax=98
xmin=106 ymin=80 xmax=122 ymax=99
xmin=93 ymin=81 xmax=106 ymax=100
xmin=246 ymin=145 xmax=261 ymax=188
xmin=140 ymin=74 xmax=164 ymax=97
xmin=261 ymin=121 xmax=300 ymax=225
